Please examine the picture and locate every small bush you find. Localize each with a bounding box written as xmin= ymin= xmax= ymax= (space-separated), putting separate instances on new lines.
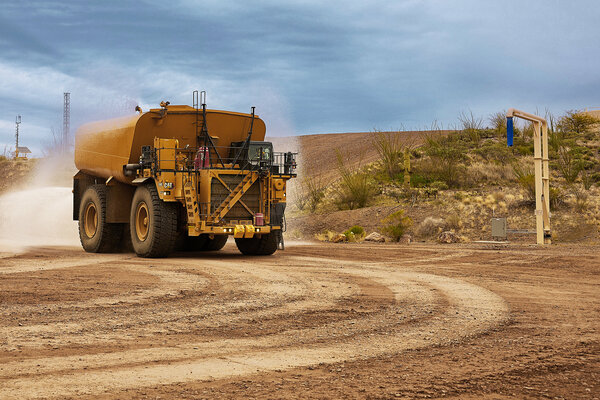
xmin=381 ymin=210 xmax=412 ymax=241
xmin=344 ymin=225 xmax=366 ymax=241
xmin=445 ymin=214 xmax=462 ymax=231
xmin=302 ymin=176 xmax=327 ymax=212
xmin=512 ymin=162 xmax=535 ymax=202
xmin=430 ymin=181 xmax=449 ymax=191
xmin=335 ymin=150 xmax=375 ymax=210
xmin=557 ymin=146 xmax=583 ymax=184
xmin=416 ymin=217 xmax=445 ymax=238
xmin=458 ymin=110 xmax=484 ymax=147
xmin=475 ymin=144 xmax=511 ymax=164
xmin=372 ymin=130 xmax=404 ymax=179
xmin=557 ymin=111 xmax=600 ymax=137
xmin=549 ymin=187 xmax=565 ymax=209
xmin=489 ymin=111 xmax=507 ymax=139
xmin=465 ymin=162 xmax=514 ymax=186
xmin=573 ymin=190 xmax=589 ymax=213
xmin=423 ymin=134 xmax=467 ymax=187
xmin=315 ymin=230 xmax=337 ymax=242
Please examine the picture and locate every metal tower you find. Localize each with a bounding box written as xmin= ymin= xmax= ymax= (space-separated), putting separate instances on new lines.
xmin=63 ymin=92 xmax=70 ymax=153
xmin=15 ymin=115 xmax=21 ymax=158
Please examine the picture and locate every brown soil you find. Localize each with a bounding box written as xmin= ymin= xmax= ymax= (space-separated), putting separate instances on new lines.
xmin=1 ymin=242 xmax=598 ymax=399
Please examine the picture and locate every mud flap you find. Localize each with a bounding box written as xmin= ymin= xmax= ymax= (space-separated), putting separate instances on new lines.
xmin=271 ymin=203 xmax=286 ymax=250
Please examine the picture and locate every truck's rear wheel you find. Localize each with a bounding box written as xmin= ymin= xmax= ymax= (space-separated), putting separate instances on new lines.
xmin=78 ymin=185 xmax=123 ymax=253
xmin=130 ymin=184 xmax=177 ymax=258
xmin=235 ymin=232 xmax=278 ymax=256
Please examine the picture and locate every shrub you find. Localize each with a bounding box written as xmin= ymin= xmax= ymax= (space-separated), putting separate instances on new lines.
xmin=489 ymin=111 xmax=507 ymax=139
xmin=335 ymin=150 xmax=375 ymax=210
xmin=430 ymin=181 xmax=448 ymax=191
xmin=381 ymin=210 xmax=412 ymax=241
xmin=302 ymin=176 xmax=326 ymax=212
xmin=474 ymin=142 xmax=512 ymax=164
xmin=580 ymin=167 xmax=594 ymax=190
xmin=549 ymin=187 xmax=565 ymax=209
xmin=512 ymin=162 xmax=535 ymax=202
xmin=573 ymin=190 xmax=589 ymax=213
xmin=372 ymin=130 xmax=404 ymax=179
xmin=465 ymin=162 xmax=514 ymax=186
xmin=445 ymin=214 xmax=462 ymax=231
xmin=415 ymin=217 xmax=445 ymax=238
xmin=423 ymin=134 xmax=467 ymax=187
xmin=344 ymin=225 xmax=366 ymax=241
xmin=458 ymin=110 xmax=484 ymax=147
xmin=557 ymin=146 xmax=583 ymax=184
xmin=557 ymin=111 xmax=599 ymax=137
xmin=315 ymin=230 xmax=337 ymax=242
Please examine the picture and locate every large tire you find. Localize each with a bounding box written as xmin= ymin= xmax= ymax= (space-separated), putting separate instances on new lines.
xmin=235 ymin=232 xmax=278 ymax=256
xmin=78 ymin=185 xmax=123 ymax=253
xmin=130 ymin=183 xmax=178 ymax=258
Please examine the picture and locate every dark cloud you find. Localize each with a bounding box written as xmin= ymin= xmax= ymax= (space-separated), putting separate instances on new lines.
xmin=1 ymin=0 xmax=600 ymax=154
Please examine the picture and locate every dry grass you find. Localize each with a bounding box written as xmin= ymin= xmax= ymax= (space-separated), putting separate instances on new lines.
xmin=415 ymin=217 xmax=445 ymax=238
xmin=464 ymin=162 xmax=514 ymax=186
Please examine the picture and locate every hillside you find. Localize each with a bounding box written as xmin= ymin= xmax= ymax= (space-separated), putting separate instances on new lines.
xmin=284 ymin=114 xmax=600 ymax=245
xmin=271 ymin=130 xmax=450 ymax=183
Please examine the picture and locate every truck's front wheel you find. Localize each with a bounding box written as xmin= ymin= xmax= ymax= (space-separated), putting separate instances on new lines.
xmin=130 ymin=184 xmax=177 ymax=258
xmin=78 ymin=185 xmax=123 ymax=253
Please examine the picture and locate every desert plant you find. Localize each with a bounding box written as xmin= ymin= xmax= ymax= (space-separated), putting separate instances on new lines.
xmin=372 ymin=130 xmax=404 ymax=179
xmin=557 ymin=146 xmax=582 ymax=184
xmin=445 ymin=214 xmax=462 ymax=231
xmin=549 ymin=187 xmax=565 ymax=209
xmin=489 ymin=111 xmax=507 ymax=138
xmin=344 ymin=225 xmax=366 ymax=241
xmin=557 ymin=111 xmax=599 ymax=137
xmin=512 ymin=162 xmax=535 ymax=202
xmin=335 ymin=150 xmax=375 ymax=210
xmin=580 ymin=166 xmax=594 ymax=190
xmin=315 ymin=230 xmax=337 ymax=242
xmin=381 ymin=210 xmax=412 ymax=241
xmin=415 ymin=216 xmax=445 ymax=238
xmin=458 ymin=110 xmax=484 ymax=147
xmin=429 ymin=181 xmax=449 ymax=191
xmin=423 ymin=134 xmax=466 ymax=187
xmin=302 ymin=176 xmax=327 ymax=212
xmin=573 ymin=190 xmax=589 ymax=213
xmin=465 ymin=162 xmax=514 ymax=186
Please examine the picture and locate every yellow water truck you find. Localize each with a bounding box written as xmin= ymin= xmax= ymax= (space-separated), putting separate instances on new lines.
xmin=73 ymin=98 xmax=296 ymax=257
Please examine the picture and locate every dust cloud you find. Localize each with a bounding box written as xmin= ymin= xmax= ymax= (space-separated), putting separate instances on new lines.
xmin=0 ymin=155 xmax=79 ymax=252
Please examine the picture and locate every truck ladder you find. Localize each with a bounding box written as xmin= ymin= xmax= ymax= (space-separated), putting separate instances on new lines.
xmin=210 ymin=172 xmax=258 ymax=223
xmin=184 ymin=179 xmax=203 ymax=232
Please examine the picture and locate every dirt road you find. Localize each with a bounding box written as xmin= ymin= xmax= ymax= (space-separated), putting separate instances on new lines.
xmin=0 ymin=242 xmax=598 ymax=399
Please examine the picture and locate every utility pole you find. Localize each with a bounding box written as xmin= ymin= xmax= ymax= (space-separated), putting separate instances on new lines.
xmin=15 ymin=115 xmax=21 ymax=159
xmin=63 ymin=92 xmax=70 ymax=154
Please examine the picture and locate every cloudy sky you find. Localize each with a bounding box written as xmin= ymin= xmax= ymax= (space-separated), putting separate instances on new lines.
xmin=1 ymin=0 xmax=599 ymax=155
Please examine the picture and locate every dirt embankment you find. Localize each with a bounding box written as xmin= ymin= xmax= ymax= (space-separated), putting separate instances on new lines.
xmin=0 ymin=160 xmax=36 ymax=194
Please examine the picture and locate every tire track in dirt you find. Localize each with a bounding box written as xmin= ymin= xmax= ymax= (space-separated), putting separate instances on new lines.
xmin=0 ymin=250 xmax=509 ymax=399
